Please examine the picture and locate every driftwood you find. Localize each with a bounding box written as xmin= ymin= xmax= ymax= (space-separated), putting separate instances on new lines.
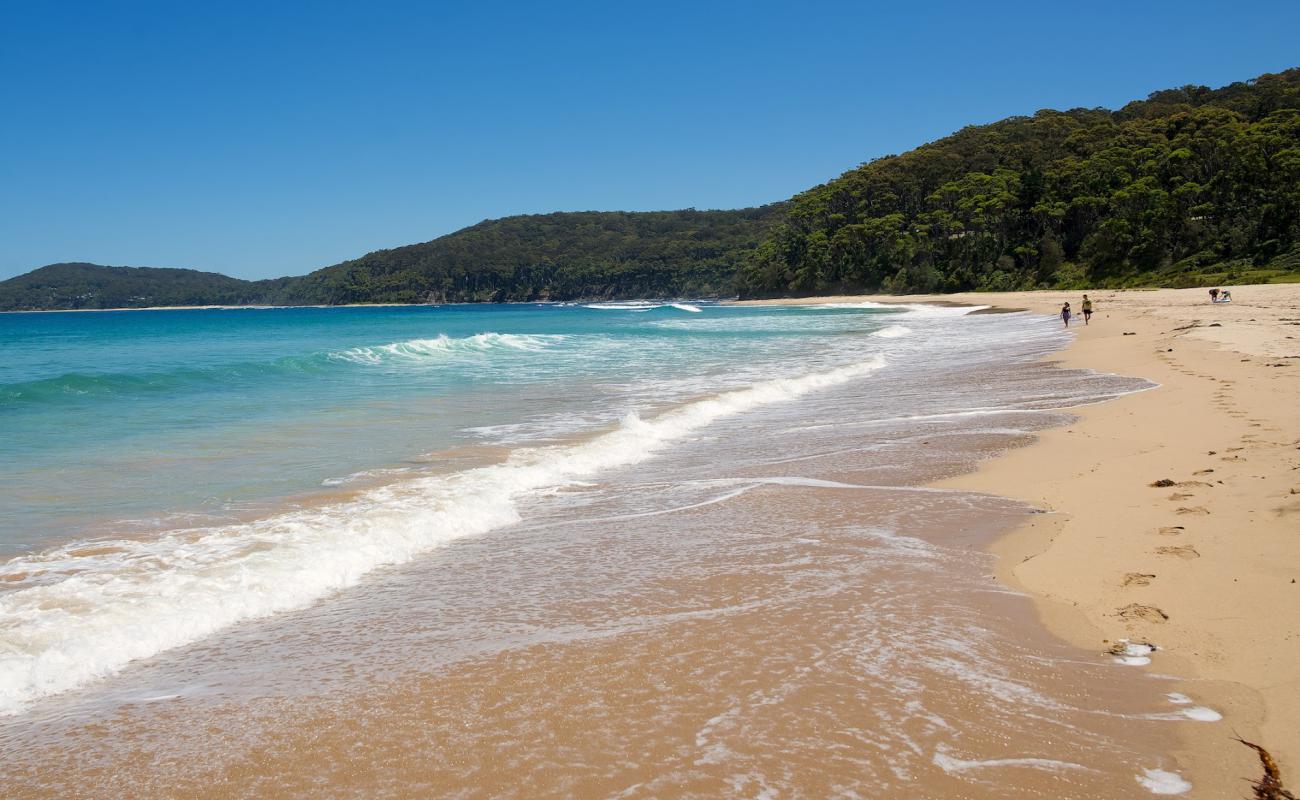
xmin=1237 ymin=737 xmax=1296 ymax=800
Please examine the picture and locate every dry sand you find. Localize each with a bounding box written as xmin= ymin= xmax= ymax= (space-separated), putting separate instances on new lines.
xmin=740 ymin=285 xmax=1300 ymax=795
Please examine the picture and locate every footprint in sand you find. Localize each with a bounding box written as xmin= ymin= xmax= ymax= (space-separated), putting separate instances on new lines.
xmin=1158 ymin=526 xmax=1186 ymax=536
xmin=1117 ymin=603 xmax=1169 ymax=623
xmin=1176 ymin=506 xmax=1210 ymax=515
xmin=1156 ymin=545 xmax=1200 ymax=559
xmin=1167 ymin=492 xmax=1195 ymax=501
xmin=1123 ymin=572 xmax=1157 ymax=587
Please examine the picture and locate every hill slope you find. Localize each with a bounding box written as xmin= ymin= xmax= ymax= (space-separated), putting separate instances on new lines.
xmin=0 ymin=263 xmax=266 ymax=310
xmin=737 ymin=68 xmax=1300 ymax=297
xmin=0 ymin=207 xmax=784 ymax=310
xmin=270 ymin=206 xmax=785 ymax=305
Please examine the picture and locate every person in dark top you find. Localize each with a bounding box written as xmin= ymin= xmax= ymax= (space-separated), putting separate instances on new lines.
xmin=1209 ymin=288 xmax=1219 ymax=302
xmin=1061 ymin=302 xmax=1072 ymax=327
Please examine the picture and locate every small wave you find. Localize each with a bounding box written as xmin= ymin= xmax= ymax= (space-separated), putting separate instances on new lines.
xmin=0 ymin=357 xmax=335 ymax=405
xmin=871 ymin=325 xmax=912 ymax=338
xmin=320 ymin=467 xmax=413 ymax=487
xmin=0 ymin=334 xmax=563 ymax=404
xmin=328 ymin=333 xmax=563 ymax=365
xmin=0 ymin=354 xmax=887 ymax=714
xmin=582 ymin=302 xmax=702 ymax=313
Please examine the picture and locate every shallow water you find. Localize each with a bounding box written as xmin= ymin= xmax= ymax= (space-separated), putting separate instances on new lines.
xmin=0 ymin=302 xmax=1210 ymax=797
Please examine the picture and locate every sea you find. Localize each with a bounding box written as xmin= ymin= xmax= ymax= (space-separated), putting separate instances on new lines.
xmin=0 ymin=301 xmax=1207 ymax=797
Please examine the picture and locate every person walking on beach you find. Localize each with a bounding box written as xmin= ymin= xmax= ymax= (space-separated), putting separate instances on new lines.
xmin=1081 ymin=295 xmax=1093 ymax=325
xmin=1061 ymin=302 xmax=1072 ymax=327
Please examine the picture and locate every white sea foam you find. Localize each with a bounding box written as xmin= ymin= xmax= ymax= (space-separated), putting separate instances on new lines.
xmin=1154 ymin=707 xmax=1222 ymax=728
xmin=583 ymin=302 xmax=702 ymax=312
xmin=1165 ymin=692 xmax=1192 ymax=705
xmin=320 ymin=467 xmax=413 ymax=487
xmin=1136 ymin=768 xmax=1192 ymax=794
xmin=0 ymin=355 xmax=887 ymax=714
xmin=816 ymin=301 xmax=991 ymax=317
xmin=1114 ymin=640 xmax=1156 ymax=666
xmin=1116 ymin=655 xmax=1152 ymax=666
xmin=933 ymin=751 xmax=1090 ymax=774
xmin=871 ymin=325 xmax=912 ymax=338
xmin=329 ymin=333 xmax=561 ymax=364
xmin=899 ymin=303 xmax=992 ymax=317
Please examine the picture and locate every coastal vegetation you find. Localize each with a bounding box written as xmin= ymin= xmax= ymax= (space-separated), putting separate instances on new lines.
xmin=0 ymin=263 xmax=269 ymax=310
xmin=274 ymin=207 xmax=784 ymax=305
xmin=0 ymin=208 xmax=782 ymax=310
xmin=2 ymin=69 xmax=1297 ymax=310
xmin=738 ymin=68 xmax=1300 ymax=296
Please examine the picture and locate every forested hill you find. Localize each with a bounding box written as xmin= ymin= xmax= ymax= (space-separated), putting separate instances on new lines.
xmin=737 ymin=68 xmax=1300 ymax=297
xmin=273 ymin=207 xmax=785 ymax=305
xmin=0 ymin=208 xmax=784 ymax=310
xmin=0 ymin=263 xmax=270 ymax=310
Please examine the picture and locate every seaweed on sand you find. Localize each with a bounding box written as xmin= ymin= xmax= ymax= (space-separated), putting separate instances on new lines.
xmin=1236 ymin=737 xmax=1296 ymax=800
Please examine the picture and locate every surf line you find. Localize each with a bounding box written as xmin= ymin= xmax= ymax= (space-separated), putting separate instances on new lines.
xmin=0 ymin=356 xmax=889 ymax=714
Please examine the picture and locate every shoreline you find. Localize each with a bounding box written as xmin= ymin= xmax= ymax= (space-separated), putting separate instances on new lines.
xmin=741 ymin=286 xmax=1300 ymax=795
xmin=2 ymin=304 xmax=1195 ymax=797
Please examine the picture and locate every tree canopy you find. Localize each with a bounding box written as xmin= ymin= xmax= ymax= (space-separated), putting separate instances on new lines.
xmin=0 ymin=208 xmax=783 ymax=310
xmin=270 ymin=207 xmax=785 ymax=305
xmin=736 ymin=69 xmax=1300 ymax=297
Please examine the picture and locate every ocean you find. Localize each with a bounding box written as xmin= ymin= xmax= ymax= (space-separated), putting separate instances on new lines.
xmin=0 ymin=302 xmax=1203 ymax=796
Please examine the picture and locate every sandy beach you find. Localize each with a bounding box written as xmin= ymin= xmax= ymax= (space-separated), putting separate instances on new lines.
xmin=741 ymin=285 xmax=1300 ymax=794
xmin=3 ymin=292 xmax=1295 ymax=797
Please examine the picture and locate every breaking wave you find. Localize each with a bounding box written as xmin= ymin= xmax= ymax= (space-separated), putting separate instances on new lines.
xmin=0 ymin=354 xmax=887 ymax=714
xmin=327 ymin=333 xmax=564 ymax=365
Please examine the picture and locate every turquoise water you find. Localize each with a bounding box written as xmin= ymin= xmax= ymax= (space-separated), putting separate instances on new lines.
xmin=0 ymin=302 xmax=908 ymax=553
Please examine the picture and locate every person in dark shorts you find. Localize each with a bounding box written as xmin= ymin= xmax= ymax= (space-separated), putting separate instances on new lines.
xmin=1209 ymin=288 xmax=1219 ymax=302
xmin=1081 ymin=295 xmax=1093 ymax=325
xmin=1061 ymin=302 xmax=1072 ymax=327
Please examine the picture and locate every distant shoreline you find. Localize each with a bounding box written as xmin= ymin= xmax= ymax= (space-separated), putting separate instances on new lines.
xmin=0 ymin=295 xmax=1019 ymax=315
xmin=0 ymin=302 xmax=438 ymax=314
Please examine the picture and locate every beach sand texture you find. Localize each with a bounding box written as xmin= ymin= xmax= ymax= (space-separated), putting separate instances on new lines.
xmin=745 ymin=285 xmax=1300 ymax=794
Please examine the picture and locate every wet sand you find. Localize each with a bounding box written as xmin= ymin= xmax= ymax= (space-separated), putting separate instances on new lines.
xmin=742 ymin=285 xmax=1300 ymax=795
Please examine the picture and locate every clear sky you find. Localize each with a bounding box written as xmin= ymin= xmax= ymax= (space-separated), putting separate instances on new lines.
xmin=2 ymin=0 xmax=1297 ymax=280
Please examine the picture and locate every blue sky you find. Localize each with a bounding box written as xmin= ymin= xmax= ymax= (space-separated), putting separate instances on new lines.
xmin=2 ymin=0 xmax=1297 ymax=280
